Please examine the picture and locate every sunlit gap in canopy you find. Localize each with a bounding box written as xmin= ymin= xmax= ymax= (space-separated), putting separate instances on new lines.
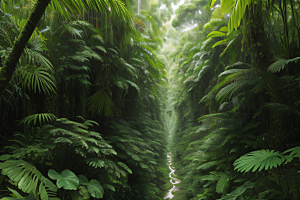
xmin=159 ymin=4 xmax=167 ymax=10
xmin=160 ymin=0 xmax=185 ymax=52
xmin=182 ymin=23 xmax=198 ymax=32
xmin=171 ymin=0 xmax=185 ymax=21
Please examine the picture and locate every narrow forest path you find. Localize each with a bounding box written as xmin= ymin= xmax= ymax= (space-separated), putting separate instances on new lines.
xmin=164 ymin=153 xmax=181 ymax=199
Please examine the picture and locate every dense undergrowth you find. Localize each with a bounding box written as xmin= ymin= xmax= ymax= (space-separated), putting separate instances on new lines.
xmin=2 ymin=0 xmax=300 ymax=199
xmin=0 ymin=0 xmax=170 ymax=199
xmin=162 ymin=0 xmax=300 ymax=199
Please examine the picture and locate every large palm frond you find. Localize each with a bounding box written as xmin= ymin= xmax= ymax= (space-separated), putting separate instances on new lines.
xmin=20 ymin=113 xmax=57 ymax=126
xmin=18 ymin=65 xmax=56 ymax=95
xmin=234 ymin=150 xmax=285 ymax=173
xmin=50 ymin=0 xmax=132 ymax=22
xmin=0 ymin=160 xmax=58 ymax=199
xmin=87 ymin=89 xmax=113 ymax=116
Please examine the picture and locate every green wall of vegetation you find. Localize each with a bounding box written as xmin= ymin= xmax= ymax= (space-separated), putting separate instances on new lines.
xmin=1 ymin=0 xmax=300 ymax=200
xmin=0 ymin=0 xmax=170 ymax=199
xmin=163 ymin=0 xmax=300 ymax=199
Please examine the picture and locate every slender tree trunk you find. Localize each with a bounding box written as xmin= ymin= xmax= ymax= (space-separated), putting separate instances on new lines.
xmin=0 ymin=0 xmax=51 ymax=95
xmin=245 ymin=2 xmax=272 ymax=68
xmin=290 ymin=0 xmax=300 ymax=49
xmin=138 ymin=0 xmax=141 ymax=15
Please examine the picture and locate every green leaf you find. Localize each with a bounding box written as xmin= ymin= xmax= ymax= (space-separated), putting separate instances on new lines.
xmin=283 ymin=146 xmax=300 ymax=157
xmin=212 ymin=39 xmax=227 ymax=48
xmin=207 ymin=31 xmax=226 ymax=38
xmin=20 ymin=113 xmax=57 ymax=126
xmin=7 ymin=187 xmax=23 ymax=198
xmin=78 ymin=175 xmax=89 ymax=185
xmin=87 ymin=89 xmax=114 ymax=117
xmin=87 ymin=179 xmax=104 ymax=198
xmin=48 ymin=169 xmax=79 ymax=190
xmin=94 ymin=46 xmax=106 ymax=53
xmin=69 ymin=187 xmax=90 ymax=200
xmin=20 ymin=65 xmax=57 ymax=95
xmin=227 ymin=0 xmax=251 ymax=34
xmin=79 ymin=186 xmax=90 ymax=199
xmin=219 ymin=181 xmax=256 ymax=199
xmin=1 ymin=192 xmax=37 ymax=200
xmin=210 ymin=0 xmax=218 ymax=8
xmin=220 ymin=26 xmax=228 ymax=32
xmin=234 ymin=150 xmax=285 ymax=172
xmin=104 ymin=184 xmax=115 ymax=191
xmin=0 ymin=160 xmax=57 ymax=199
xmin=117 ymin=162 xmax=132 ymax=174
xmin=216 ymin=173 xmax=229 ymax=194
xmin=268 ymin=57 xmax=300 ymax=73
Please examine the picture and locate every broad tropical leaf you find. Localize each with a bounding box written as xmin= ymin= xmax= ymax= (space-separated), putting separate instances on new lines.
xmin=48 ymin=169 xmax=79 ymax=190
xmin=87 ymin=179 xmax=104 ymax=198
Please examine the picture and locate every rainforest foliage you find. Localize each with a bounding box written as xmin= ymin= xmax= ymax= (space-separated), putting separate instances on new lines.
xmin=1 ymin=0 xmax=300 ymax=200
xmin=0 ymin=0 xmax=170 ymax=199
xmin=163 ymin=0 xmax=300 ymax=199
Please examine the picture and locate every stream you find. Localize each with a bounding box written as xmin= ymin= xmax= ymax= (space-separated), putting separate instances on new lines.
xmin=164 ymin=153 xmax=181 ymax=199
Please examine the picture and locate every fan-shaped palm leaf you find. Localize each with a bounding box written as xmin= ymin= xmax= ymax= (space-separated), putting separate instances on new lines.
xmin=87 ymin=89 xmax=113 ymax=116
xmin=234 ymin=149 xmax=285 ymax=172
xmin=20 ymin=113 xmax=57 ymax=126
xmin=50 ymin=0 xmax=132 ymax=22
xmin=19 ymin=65 xmax=57 ymax=95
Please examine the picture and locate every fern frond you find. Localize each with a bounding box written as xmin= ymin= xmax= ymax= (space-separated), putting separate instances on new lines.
xmin=118 ymin=162 xmax=132 ymax=174
xmin=24 ymin=48 xmax=53 ymax=71
xmin=218 ymin=181 xmax=256 ymax=199
xmin=197 ymin=159 xmax=225 ymax=170
xmin=216 ymin=172 xmax=229 ymax=194
xmin=199 ymin=174 xmax=219 ymax=183
xmin=268 ymin=57 xmax=300 ymax=73
xmin=264 ymin=103 xmax=300 ymax=116
xmin=63 ymin=23 xmax=83 ymax=38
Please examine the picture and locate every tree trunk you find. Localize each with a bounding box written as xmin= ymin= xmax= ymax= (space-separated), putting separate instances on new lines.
xmin=138 ymin=0 xmax=141 ymax=15
xmin=246 ymin=2 xmax=272 ymax=68
xmin=0 ymin=0 xmax=51 ymax=95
